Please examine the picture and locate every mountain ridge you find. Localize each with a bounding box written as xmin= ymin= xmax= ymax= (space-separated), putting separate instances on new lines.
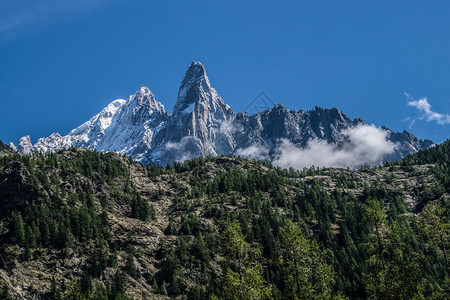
xmin=12 ymin=62 xmax=433 ymax=167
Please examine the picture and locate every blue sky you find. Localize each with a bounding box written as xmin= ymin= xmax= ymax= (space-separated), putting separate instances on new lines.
xmin=1 ymin=0 xmax=449 ymax=145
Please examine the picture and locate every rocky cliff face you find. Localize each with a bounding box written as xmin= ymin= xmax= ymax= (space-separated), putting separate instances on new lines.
xmin=152 ymin=61 xmax=236 ymax=165
xmin=231 ymin=105 xmax=358 ymax=161
xmin=12 ymin=62 xmax=433 ymax=167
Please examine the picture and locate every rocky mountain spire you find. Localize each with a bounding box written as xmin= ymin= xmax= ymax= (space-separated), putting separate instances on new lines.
xmin=154 ymin=61 xmax=236 ymax=165
xmin=17 ymin=136 xmax=33 ymax=155
xmin=116 ymin=86 xmax=166 ymax=127
xmin=172 ymin=61 xmax=233 ymax=117
xmin=129 ymin=86 xmax=165 ymax=114
xmin=12 ymin=61 xmax=434 ymax=166
xmin=173 ymin=61 xmax=211 ymax=114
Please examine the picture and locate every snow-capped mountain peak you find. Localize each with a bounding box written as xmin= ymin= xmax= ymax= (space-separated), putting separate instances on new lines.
xmin=13 ymin=61 xmax=433 ymax=167
xmin=16 ymin=136 xmax=33 ymax=155
xmin=129 ymin=86 xmax=165 ymax=113
xmin=69 ymin=99 xmax=126 ymax=136
xmin=173 ymin=61 xmax=230 ymax=115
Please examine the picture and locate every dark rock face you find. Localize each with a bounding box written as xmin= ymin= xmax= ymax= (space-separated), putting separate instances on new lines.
xmin=231 ymin=106 xmax=356 ymax=160
xmin=14 ymin=62 xmax=433 ymax=166
xmin=382 ymin=128 xmax=434 ymax=162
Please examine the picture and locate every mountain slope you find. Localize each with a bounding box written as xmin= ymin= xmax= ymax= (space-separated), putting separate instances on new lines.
xmin=0 ymin=140 xmax=11 ymax=155
xmin=0 ymin=143 xmax=448 ymax=299
xmin=12 ymin=62 xmax=433 ymax=167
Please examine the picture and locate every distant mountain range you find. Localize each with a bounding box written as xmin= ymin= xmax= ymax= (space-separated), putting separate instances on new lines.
xmin=10 ymin=62 xmax=433 ymax=167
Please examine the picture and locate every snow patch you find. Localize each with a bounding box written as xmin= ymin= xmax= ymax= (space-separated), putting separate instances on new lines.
xmin=182 ymin=102 xmax=196 ymax=114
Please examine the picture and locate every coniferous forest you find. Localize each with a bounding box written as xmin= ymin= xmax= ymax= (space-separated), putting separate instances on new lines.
xmin=0 ymin=141 xmax=449 ymax=299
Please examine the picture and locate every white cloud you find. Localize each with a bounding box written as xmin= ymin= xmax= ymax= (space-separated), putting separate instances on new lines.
xmin=273 ymin=124 xmax=396 ymax=170
xmin=235 ymin=145 xmax=267 ymax=160
xmin=406 ymin=95 xmax=450 ymax=125
xmin=402 ymin=117 xmax=416 ymax=129
xmin=165 ymin=136 xmax=196 ymax=162
xmin=0 ymin=0 xmax=112 ymax=37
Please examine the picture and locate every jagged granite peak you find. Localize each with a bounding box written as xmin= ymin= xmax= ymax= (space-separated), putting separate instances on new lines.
xmin=381 ymin=127 xmax=434 ymax=161
xmin=17 ymin=136 xmax=34 ymax=155
xmin=152 ymin=62 xmax=236 ymax=165
xmin=128 ymin=86 xmax=165 ymax=115
xmin=13 ymin=61 xmax=434 ymax=167
xmin=173 ymin=61 xmax=233 ymax=117
xmin=9 ymin=142 xmax=17 ymax=153
xmin=231 ymin=105 xmax=356 ymax=161
xmin=173 ymin=61 xmax=210 ymax=114
xmin=94 ymin=86 xmax=169 ymax=164
xmin=69 ymin=99 xmax=127 ymax=138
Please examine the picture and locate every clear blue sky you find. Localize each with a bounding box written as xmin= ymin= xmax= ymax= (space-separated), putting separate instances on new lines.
xmin=1 ymin=0 xmax=449 ymax=145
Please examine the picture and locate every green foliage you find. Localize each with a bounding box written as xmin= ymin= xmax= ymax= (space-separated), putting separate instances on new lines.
xmin=419 ymin=202 xmax=450 ymax=278
xmin=0 ymin=144 xmax=449 ymax=299
xmin=279 ymin=220 xmax=336 ymax=299
xmin=10 ymin=211 xmax=25 ymax=245
xmin=125 ymin=247 xmax=139 ymax=279
xmin=131 ymin=194 xmax=155 ymax=221
xmin=362 ymin=198 xmax=424 ymax=299
xmin=216 ymin=222 xmax=272 ymax=300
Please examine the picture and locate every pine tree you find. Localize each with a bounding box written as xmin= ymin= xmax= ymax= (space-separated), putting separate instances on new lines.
xmin=279 ymin=220 xmax=336 ymax=299
xmin=362 ymin=198 xmax=424 ymax=299
xmin=125 ymin=251 xmax=139 ymax=278
xmin=11 ymin=211 xmax=25 ymax=245
xmin=420 ymin=202 xmax=450 ymax=278
xmin=160 ymin=280 xmax=168 ymax=296
xmin=151 ymin=278 xmax=160 ymax=294
xmin=22 ymin=242 xmax=32 ymax=261
xmin=218 ymin=222 xmax=271 ymax=300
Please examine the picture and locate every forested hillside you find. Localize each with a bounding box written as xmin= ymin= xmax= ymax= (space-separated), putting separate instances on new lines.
xmin=0 ymin=141 xmax=449 ymax=299
xmin=0 ymin=140 xmax=11 ymax=155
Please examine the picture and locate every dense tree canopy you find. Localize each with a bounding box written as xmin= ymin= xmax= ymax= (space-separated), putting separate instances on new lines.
xmin=0 ymin=141 xmax=449 ymax=299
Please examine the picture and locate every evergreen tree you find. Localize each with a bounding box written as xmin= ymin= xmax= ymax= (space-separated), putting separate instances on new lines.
xmin=10 ymin=211 xmax=25 ymax=245
xmin=279 ymin=220 xmax=336 ymax=299
xmin=419 ymin=202 xmax=450 ymax=278
xmin=362 ymin=198 xmax=424 ymax=299
xmin=216 ymin=222 xmax=271 ymax=300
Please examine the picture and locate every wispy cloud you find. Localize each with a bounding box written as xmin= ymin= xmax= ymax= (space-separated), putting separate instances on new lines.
xmin=0 ymin=0 xmax=111 ymax=38
xmin=235 ymin=145 xmax=268 ymax=161
xmin=273 ymin=124 xmax=396 ymax=170
xmin=165 ymin=136 xmax=198 ymax=162
xmin=406 ymin=93 xmax=450 ymax=125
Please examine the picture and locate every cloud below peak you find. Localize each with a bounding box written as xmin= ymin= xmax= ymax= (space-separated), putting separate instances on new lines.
xmin=273 ymin=124 xmax=396 ymax=170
